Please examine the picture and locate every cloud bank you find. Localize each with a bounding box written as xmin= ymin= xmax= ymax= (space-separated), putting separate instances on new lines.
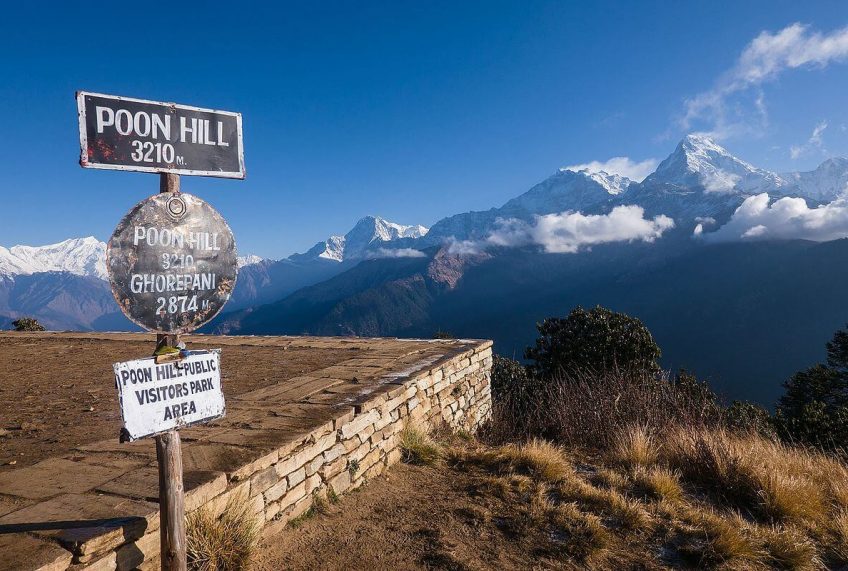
xmin=449 ymin=206 xmax=675 ymax=255
xmin=564 ymin=157 xmax=658 ymax=182
xmin=682 ymin=23 xmax=848 ymax=138
xmin=703 ymin=193 xmax=848 ymax=242
xmin=368 ymin=247 xmax=427 ymax=259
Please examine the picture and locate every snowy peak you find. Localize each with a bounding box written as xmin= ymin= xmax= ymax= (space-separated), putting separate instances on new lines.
xmin=0 ymin=237 xmax=106 ymax=279
xmin=645 ymin=134 xmax=789 ymax=194
xmin=237 ymin=254 xmax=265 ymax=268
xmin=295 ymin=216 xmax=429 ymax=263
xmin=501 ymin=168 xmax=630 ymax=218
xmin=559 ymin=168 xmax=633 ymax=195
xmin=317 ymin=236 xmax=346 ymax=262
xmin=783 ymin=157 xmax=848 ymax=202
xmin=346 ymin=216 xmax=428 ymax=246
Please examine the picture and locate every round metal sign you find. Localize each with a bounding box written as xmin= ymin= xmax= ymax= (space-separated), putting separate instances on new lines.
xmin=107 ymin=192 xmax=237 ymax=333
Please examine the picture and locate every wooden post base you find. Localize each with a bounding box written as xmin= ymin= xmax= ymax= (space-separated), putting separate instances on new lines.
xmin=156 ymin=430 xmax=186 ymax=571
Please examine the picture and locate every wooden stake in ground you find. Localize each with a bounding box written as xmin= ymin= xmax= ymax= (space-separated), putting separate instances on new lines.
xmin=156 ymin=173 xmax=187 ymax=571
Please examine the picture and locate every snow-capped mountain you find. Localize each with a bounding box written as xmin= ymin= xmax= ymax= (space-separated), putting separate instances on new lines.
xmin=422 ymin=134 xmax=848 ymax=245
xmin=0 ymin=237 xmax=106 ymax=279
xmin=642 ymin=134 xmax=792 ymax=195
xmin=292 ymin=216 xmax=429 ymax=262
xmin=424 ymin=169 xmax=633 ymax=244
xmin=237 ymin=254 xmax=265 ymax=268
xmin=782 ymin=157 xmax=848 ymax=202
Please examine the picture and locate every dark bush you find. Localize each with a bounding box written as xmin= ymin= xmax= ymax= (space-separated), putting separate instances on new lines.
xmin=488 ymin=355 xmax=539 ymax=440
xmin=524 ymin=306 xmax=661 ymax=379
xmin=488 ymin=308 xmax=724 ymax=448
xmin=776 ymin=325 xmax=848 ymax=451
xmin=724 ymin=400 xmax=777 ymax=439
xmin=12 ymin=317 xmax=45 ymax=332
xmin=432 ymin=330 xmax=455 ymax=339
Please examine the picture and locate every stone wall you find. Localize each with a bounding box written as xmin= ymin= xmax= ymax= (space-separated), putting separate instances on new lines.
xmin=90 ymin=340 xmax=492 ymax=570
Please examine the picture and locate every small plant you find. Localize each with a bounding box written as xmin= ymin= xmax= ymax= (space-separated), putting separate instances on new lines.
xmin=289 ymin=491 xmax=332 ymax=529
xmin=12 ymin=317 xmax=44 ymax=332
xmin=187 ymin=492 xmax=260 ymax=571
xmin=311 ymin=489 xmax=330 ymax=516
xmin=400 ymin=427 xmax=441 ymax=465
xmin=432 ymin=330 xmax=455 ymax=339
xmin=348 ymin=458 xmax=360 ymax=476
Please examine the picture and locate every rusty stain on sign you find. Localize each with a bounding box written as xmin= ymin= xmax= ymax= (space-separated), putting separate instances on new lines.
xmin=77 ymin=91 xmax=245 ymax=179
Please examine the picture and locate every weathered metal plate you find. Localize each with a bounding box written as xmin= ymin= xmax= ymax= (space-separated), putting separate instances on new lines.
xmin=77 ymin=91 xmax=245 ymax=179
xmin=107 ymin=192 xmax=237 ymax=333
xmin=114 ymin=350 xmax=225 ymax=440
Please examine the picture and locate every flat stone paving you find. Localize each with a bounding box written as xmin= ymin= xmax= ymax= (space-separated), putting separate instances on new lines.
xmin=0 ymin=332 xmax=489 ymax=569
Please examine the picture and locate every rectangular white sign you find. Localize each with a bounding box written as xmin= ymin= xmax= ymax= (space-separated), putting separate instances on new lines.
xmin=113 ymin=350 xmax=225 ymax=441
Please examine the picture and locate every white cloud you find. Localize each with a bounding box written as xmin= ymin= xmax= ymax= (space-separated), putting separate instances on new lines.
xmin=681 ymin=23 xmax=848 ymax=139
xmin=702 ymin=170 xmax=742 ymax=194
xmin=563 ymin=157 xmax=658 ymax=182
xmin=790 ymin=120 xmax=828 ymax=159
xmin=449 ymin=206 xmax=675 ymax=255
xmin=703 ymin=193 xmax=848 ymax=242
xmin=368 ymin=247 xmax=427 ymax=258
xmin=692 ymin=216 xmax=717 ymax=236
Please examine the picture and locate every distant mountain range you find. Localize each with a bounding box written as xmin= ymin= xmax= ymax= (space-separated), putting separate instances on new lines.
xmin=5 ymin=134 xmax=848 ymax=405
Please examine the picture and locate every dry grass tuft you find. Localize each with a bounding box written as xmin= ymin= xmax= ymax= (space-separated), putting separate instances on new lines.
xmin=547 ymin=502 xmax=610 ymax=561
xmin=660 ymin=428 xmax=836 ymax=527
xmin=187 ymin=492 xmax=260 ymax=571
xmin=555 ymin=475 xmax=653 ymax=533
xmin=831 ymin=510 xmax=848 ymax=564
xmin=605 ymin=493 xmax=654 ymax=532
xmin=400 ymin=427 xmax=441 ymax=466
xmin=495 ymin=439 xmax=573 ymax=483
xmin=632 ymin=466 xmax=683 ymax=503
xmin=456 ymin=429 xmax=848 ymax=568
xmin=675 ymin=509 xmax=765 ymax=568
xmin=592 ymin=467 xmax=629 ymax=491
xmin=756 ymin=472 xmax=826 ymax=525
xmin=612 ymin=425 xmax=659 ymax=469
xmin=759 ymin=525 xmax=822 ymax=571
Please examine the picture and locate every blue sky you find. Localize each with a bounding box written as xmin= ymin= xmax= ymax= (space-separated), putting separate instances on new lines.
xmin=2 ymin=1 xmax=848 ymax=258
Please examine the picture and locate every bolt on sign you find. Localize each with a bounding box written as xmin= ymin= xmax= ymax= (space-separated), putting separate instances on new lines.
xmin=76 ymin=91 xmax=245 ymax=178
xmin=114 ymin=350 xmax=225 ymax=440
xmin=107 ymin=193 xmax=237 ymax=333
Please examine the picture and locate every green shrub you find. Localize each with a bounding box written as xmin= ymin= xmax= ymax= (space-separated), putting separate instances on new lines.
xmin=724 ymin=401 xmax=776 ymax=439
xmin=432 ymin=330 xmax=455 ymax=339
xmin=776 ymin=325 xmax=848 ymax=451
xmin=12 ymin=317 xmax=44 ymax=332
xmin=524 ymin=306 xmax=661 ymax=379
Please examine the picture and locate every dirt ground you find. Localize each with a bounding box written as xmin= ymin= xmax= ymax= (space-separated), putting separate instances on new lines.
xmin=255 ymin=459 xmax=559 ymax=571
xmin=0 ymin=336 xmax=352 ymax=470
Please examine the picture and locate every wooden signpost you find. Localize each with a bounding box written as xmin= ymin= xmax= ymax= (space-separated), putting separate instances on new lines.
xmin=78 ymin=92 xmax=244 ymax=571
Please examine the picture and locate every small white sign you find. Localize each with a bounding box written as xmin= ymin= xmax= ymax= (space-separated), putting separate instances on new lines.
xmin=113 ymin=350 xmax=225 ymax=441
